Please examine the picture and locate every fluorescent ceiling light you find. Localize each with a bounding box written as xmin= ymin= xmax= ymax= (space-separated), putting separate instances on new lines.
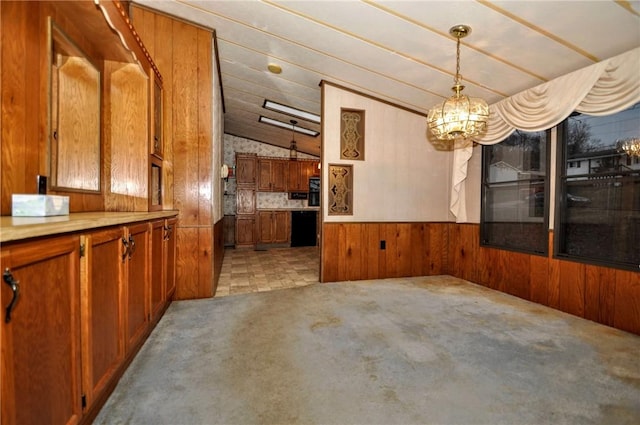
xmin=259 ymin=116 xmax=320 ymax=137
xmin=263 ymin=100 xmax=321 ymax=124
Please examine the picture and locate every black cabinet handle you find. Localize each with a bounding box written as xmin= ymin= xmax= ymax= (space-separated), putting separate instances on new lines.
xmin=122 ymin=236 xmax=130 ymax=262
xmin=3 ymin=268 xmax=20 ymax=323
xmin=128 ymin=234 xmax=136 ymax=259
xmin=163 ymin=225 xmax=173 ymax=241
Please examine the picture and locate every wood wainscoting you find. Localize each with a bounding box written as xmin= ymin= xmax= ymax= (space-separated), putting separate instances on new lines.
xmin=321 ymin=222 xmax=639 ymax=335
xmin=447 ymin=223 xmax=639 ymax=335
xmin=321 ymin=222 xmax=449 ymax=282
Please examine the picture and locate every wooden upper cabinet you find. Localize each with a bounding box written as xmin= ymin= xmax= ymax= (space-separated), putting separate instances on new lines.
xmin=287 ymin=160 xmax=319 ymax=192
xmin=288 ymin=161 xmax=302 ymax=192
xmin=151 ymin=75 xmax=163 ymax=158
xmin=258 ymin=159 xmax=288 ymax=192
xmin=257 ymin=159 xmax=273 ymax=191
xmin=236 ymin=154 xmax=257 ymax=185
xmin=1 ymin=235 xmax=82 ymax=425
xmin=272 ymin=160 xmax=288 ymax=191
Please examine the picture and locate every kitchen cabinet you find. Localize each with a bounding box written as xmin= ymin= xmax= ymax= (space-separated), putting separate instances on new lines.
xmin=258 ymin=210 xmax=290 ymax=244
xmin=150 ymin=220 xmax=165 ymax=323
xmin=124 ymin=222 xmax=150 ymax=354
xmin=1 ymin=235 xmax=82 ymax=425
xmin=236 ymin=216 xmax=257 ymax=247
xmin=288 ymin=160 xmax=320 ymax=192
xmin=80 ymin=227 xmax=125 ymax=413
xmin=258 ymin=158 xmax=288 ymax=192
xmin=237 ymin=187 xmax=256 ymax=215
xmin=236 ymin=153 xmax=257 ymax=185
xmin=164 ymin=217 xmax=177 ymax=300
xmin=1 ymin=213 xmax=177 ymax=425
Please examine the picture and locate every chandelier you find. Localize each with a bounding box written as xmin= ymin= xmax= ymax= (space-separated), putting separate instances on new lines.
xmin=617 ymin=137 xmax=640 ymax=157
xmin=427 ymin=25 xmax=489 ymax=142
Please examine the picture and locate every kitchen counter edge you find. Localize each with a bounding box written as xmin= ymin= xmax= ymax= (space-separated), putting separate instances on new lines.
xmin=0 ymin=211 xmax=179 ymax=243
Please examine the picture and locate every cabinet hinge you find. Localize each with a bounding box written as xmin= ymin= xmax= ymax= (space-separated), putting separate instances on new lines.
xmin=80 ymin=244 xmax=86 ymax=258
xmin=81 ymin=394 xmax=87 ymax=409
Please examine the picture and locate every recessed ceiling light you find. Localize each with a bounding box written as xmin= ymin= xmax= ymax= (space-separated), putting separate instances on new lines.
xmin=267 ymin=63 xmax=282 ymax=74
xmin=263 ymin=99 xmax=321 ymax=124
xmin=259 ymin=116 xmax=320 ymax=137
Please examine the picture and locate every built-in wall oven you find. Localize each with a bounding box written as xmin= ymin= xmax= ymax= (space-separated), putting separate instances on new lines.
xmin=308 ymin=177 xmax=320 ymax=207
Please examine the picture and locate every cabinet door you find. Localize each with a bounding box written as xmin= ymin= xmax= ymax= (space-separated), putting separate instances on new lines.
xmin=257 ymin=211 xmax=274 ymax=243
xmin=288 ymin=161 xmax=301 ymax=192
xmin=236 ymin=216 xmax=256 ymax=247
xmin=271 ymin=160 xmax=288 ymax=192
xmin=274 ymin=211 xmax=290 ymax=244
xmin=164 ymin=218 xmax=177 ymax=299
xmin=124 ymin=223 xmax=150 ymax=353
xmin=1 ymin=236 xmax=82 ymax=425
xmin=237 ymin=187 xmax=256 ymax=215
xmin=81 ymin=227 xmax=125 ymax=411
xmin=257 ymin=159 xmax=273 ymax=191
xmin=236 ymin=154 xmax=256 ymax=184
xmin=150 ymin=220 xmax=165 ymax=323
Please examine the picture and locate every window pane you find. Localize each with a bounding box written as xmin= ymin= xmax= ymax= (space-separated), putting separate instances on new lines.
xmin=481 ymin=130 xmax=548 ymax=254
xmin=558 ymin=103 xmax=640 ymax=268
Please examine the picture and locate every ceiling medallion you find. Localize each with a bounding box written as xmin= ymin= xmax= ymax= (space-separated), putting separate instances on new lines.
xmin=427 ymin=25 xmax=489 ymax=144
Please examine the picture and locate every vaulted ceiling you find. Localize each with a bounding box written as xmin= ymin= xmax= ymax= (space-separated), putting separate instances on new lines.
xmin=135 ymin=0 xmax=640 ymax=157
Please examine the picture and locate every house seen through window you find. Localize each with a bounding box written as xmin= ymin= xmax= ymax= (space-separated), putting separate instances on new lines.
xmin=481 ymin=130 xmax=549 ymax=255
xmin=556 ymin=102 xmax=640 ymax=269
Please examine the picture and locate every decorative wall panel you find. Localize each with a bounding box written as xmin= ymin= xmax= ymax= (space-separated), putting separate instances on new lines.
xmin=340 ymin=109 xmax=365 ymax=160
xmin=328 ymin=164 xmax=353 ymax=215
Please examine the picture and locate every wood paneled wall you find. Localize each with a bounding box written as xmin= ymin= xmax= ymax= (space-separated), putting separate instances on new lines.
xmin=321 ymin=222 xmax=448 ymax=282
xmin=132 ymin=6 xmax=220 ymax=299
xmin=447 ymin=224 xmax=639 ymax=335
xmin=322 ymin=221 xmax=639 ymax=335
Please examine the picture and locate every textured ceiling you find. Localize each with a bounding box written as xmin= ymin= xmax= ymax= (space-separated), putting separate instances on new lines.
xmin=135 ymin=0 xmax=640 ymax=157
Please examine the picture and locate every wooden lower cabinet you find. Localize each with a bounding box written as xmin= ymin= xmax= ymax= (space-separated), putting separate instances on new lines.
xmin=124 ymin=222 xmax=150 ymax=354
xmin=1 ymin=235 xmax=83 ymax=425
xmin=258 ymin=210 xmax=290 ymax=244
xmin=164 ymin=217 xmax=177 ymax=300
xmin=150 ymin=220 xmax=165 ymax=323
xmin=236 ymin=216 xmax=256 ymax=247
xmin=80 ymin=227 xmax=125 ymax=413
xmin=0 ymin=217 xmax=176 ymax=424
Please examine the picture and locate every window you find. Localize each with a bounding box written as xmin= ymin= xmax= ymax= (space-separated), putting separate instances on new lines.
xmin=481 ymin=130 xmax=549 ymax=255
xmin=556 ymin=103 xmax=640 ymax=269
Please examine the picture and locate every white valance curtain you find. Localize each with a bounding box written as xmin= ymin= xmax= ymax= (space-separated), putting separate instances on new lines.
xmin=450 ymin=47 xmax=640 ymax=222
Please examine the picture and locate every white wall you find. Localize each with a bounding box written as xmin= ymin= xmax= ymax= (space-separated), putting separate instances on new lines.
xmin=322 ymin=84 xmax=452 ymax=222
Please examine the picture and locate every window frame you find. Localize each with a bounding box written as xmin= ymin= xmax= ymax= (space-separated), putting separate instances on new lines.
xmin=480 ymin=130 xmax=551 ymax=256
xmin=554 ymin=117 xmax=640 ymax=272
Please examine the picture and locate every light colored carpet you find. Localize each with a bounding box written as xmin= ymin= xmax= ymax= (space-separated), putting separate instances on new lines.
xmin=95 ymin=276 xmax=640 ymax=425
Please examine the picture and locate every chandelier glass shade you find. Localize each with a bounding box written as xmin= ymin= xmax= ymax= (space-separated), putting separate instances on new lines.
xmin=617 ymin=137 xmax=640 ymax=157
xmin=427 ymin=25 xmax=489 ymax=141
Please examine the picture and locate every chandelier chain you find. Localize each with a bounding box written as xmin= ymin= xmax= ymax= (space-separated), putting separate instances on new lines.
xmin=455 ymin=35 xmax=461 ymax=86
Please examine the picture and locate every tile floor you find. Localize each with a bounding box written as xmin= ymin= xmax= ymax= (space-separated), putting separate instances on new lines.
xmin=215 ymin=246 xmax=320 ymax=297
